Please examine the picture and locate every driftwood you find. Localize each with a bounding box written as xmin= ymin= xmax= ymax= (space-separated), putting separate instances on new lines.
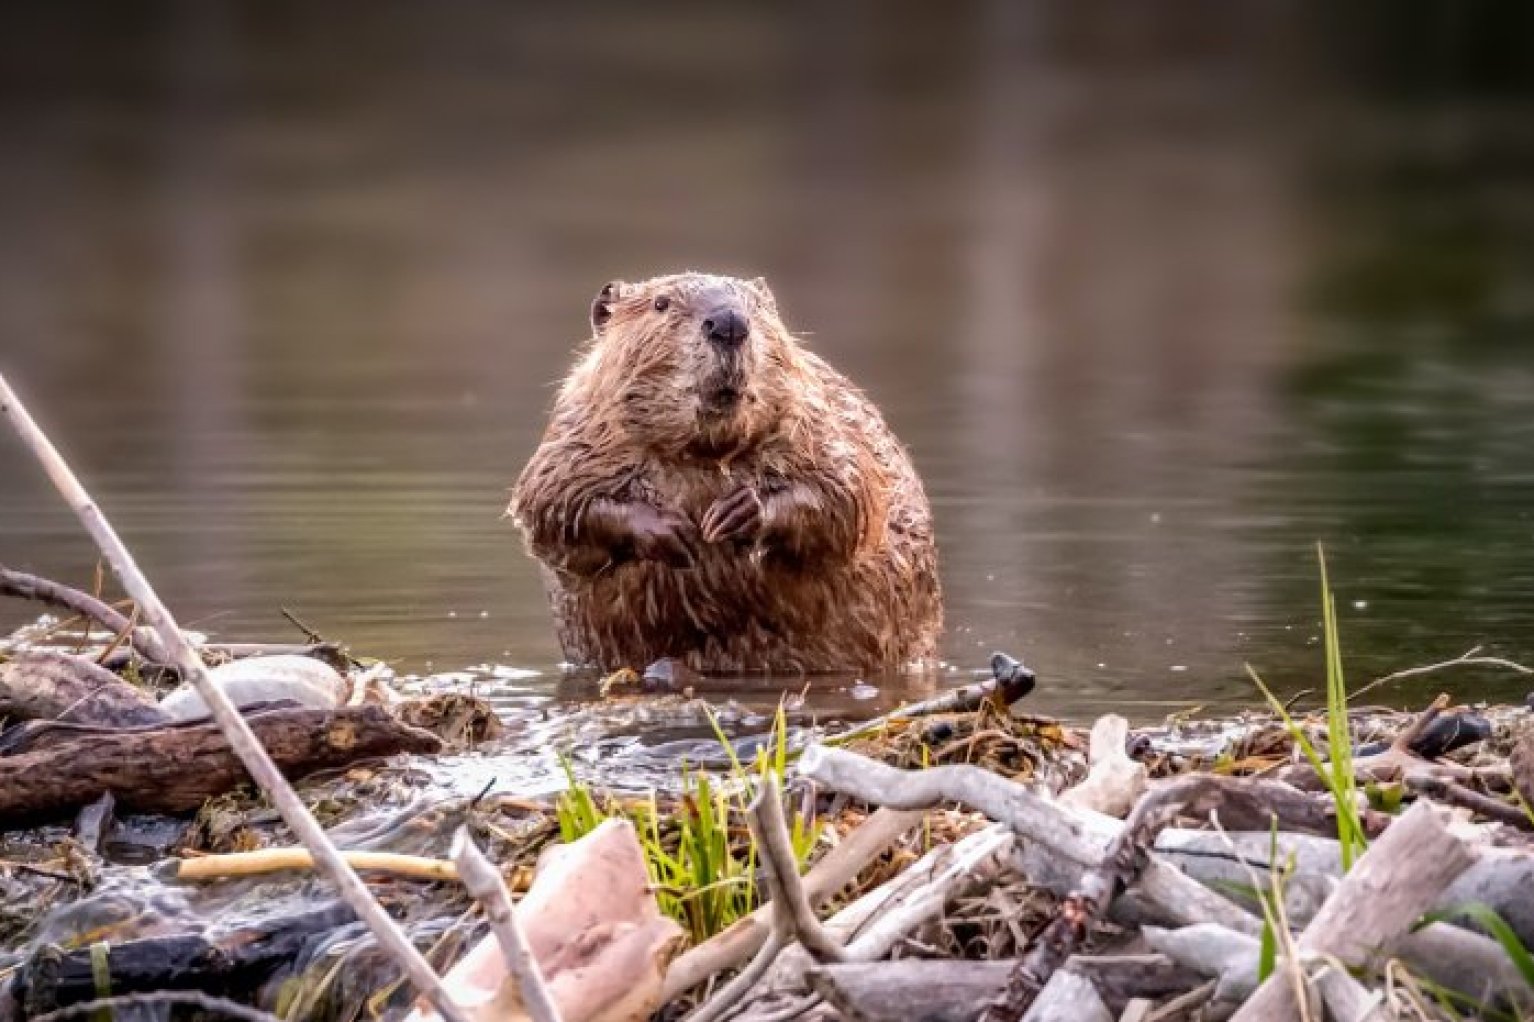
xmin=14 ymin=902 xmax=355 ymax=1015
xmin=1058 ymin=714 xmax=1145 ymax=818
xmin=0 ymin=704 xmax=440 ymax=821
xmin=0 ymin=564 xmax=165 ymax=662
xmin=1155 ymin=827 xmax=1534 ymax=952
xmin=1229 ymin=801 xmax=1474 ymax=1022
xmin=1 ymin=371 xmax=471 ymax=1022
xmin=987 ymin=773 xmax=1325 ymax=1018
xmin=804 ymin=957 xmax=1199 ymax=1022
xmin=1018 ymin=971 xmax=1109 ymax=1022
xmin=740 ymin=823 xmax=1016 ymax=1013
xmin=0 ymin=649 xmax=168 ymax=727
xmin=833 ymin=652 xmax=1035 ymax=743
xmin=410 ymin=819 xmax=685 ymax=1022
xmin=451 ymin=827 xmax=562 ymax=1022
xmin=801 ymin=746 xmax=1282 ymax=941
xmin=662 ymin=807 xmax=923 ymax=1001
xmin=164 ymin=847 xmax=461 ymax=883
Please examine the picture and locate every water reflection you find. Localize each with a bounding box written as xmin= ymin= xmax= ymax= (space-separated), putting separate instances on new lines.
xmin=1 ymin=3 xmax=1532 ymax=719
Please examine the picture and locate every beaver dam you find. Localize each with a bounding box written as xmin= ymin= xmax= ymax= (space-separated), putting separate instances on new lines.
xmin=5 ymin=546 xmax=1534 ymax=1022
xmin=4 ymin=374 xmax=1534 ymax=1022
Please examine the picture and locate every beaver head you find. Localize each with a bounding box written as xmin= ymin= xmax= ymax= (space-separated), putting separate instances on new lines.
xmin=569 ymin=272 xmax=798 ymax=457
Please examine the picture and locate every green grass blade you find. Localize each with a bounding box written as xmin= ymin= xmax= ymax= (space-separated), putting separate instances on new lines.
xmin=1418 ymin=903 xmax=1534 ymax=991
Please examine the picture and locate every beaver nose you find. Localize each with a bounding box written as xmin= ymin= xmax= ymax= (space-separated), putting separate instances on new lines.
xmin=702 ymin=308 xmax=749 ymax=349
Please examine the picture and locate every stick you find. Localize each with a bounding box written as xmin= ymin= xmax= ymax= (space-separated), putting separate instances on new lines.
xmin=1406 ymin=773 xmax=1534 ymax=832
xmin=831 ymin=651 xmax=1036 ymax=743
xmin=986 ymin=773 xmax=1284 ymax=1022
xmin=167 ymin=847 xmax=462 ymax=883
xmin=662 ymin=807 xmax=923 ymax=1001
xmin=750 ymin=778 xmax=846 ymax=963
xmin=0 ymin=372 xmax=470 ymax=1022
xmin=0 ymin=565 xmax=165 ymax=662
xmin=450 ymin=827 xmax=562 ymax=1022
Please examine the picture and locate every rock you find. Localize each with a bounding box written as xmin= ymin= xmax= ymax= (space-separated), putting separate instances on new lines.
xmin=158 ymin=654 xmax=345 ymax=721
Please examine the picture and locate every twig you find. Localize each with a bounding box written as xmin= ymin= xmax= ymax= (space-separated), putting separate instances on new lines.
xmin=985 ymin=774 xmax=1287 ymax=1022
xmin=30 ymin=990 xmax=281 ymax=1022
xmin=662 ymin=807 xmax=923 ymax=1001
xmin=1405 ymin=773 xmax=1534 ymax=832
xmin=1351 ymin=647 xmax=1534 ymax=703
xmin=687 ymin=779 xmax=844 ymax=1022
xmin=831 ymin=652 xmax=1035 ymax=744
xmin=0 ymin=372 xmax=470 ymax=1022
xmin=0 ymin=565 xmax=164 ymax=662
xmin=750 ymin=777 xmax=847 ymax=963
xmin=450 ymin=827 xmax=562 ymax=1022
xmin=166 ymin=847 xmax=462 ymax=883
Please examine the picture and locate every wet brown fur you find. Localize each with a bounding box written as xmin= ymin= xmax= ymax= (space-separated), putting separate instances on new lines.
xmin=510 ymin=272 xmax=942 ymax=673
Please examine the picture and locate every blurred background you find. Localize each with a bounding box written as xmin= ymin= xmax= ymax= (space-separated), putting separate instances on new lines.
xmin=1 ymin=2 xmax=1532 ymax=718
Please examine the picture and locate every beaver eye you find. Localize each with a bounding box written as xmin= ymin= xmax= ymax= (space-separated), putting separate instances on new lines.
xmin=652 ymin=296 xmax=671 ymax=313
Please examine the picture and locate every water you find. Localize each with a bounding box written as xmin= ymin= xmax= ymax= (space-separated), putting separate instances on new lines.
xmin=2 ymin=4 xmax=1533 ymax=719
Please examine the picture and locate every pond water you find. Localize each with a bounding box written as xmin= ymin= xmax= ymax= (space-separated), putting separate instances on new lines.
xmin=2 ymin=4 xmax=1533 ymax=720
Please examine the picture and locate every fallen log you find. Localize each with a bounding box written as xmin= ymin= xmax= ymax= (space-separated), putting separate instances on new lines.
xmin=0 ymin=650 xmax=167 ymax=727
xmin=0 ymin=704 xmax=441 ymax=822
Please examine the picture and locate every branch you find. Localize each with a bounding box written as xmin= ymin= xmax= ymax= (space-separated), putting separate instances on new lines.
xmin=662 ymin=807 xmax=922 ymax=1001
xmin=0 ymin=372 xmax=470 ymax=1022
xmin=0 ymin=565 xmax=165 ymax=662
xmin=749 ymin=777 xmax=846 ymax=963
xmin=450 ymin=827 xmax=561 ymax=1022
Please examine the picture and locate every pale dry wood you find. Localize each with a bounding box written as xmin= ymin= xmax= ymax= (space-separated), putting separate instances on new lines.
xmin=170 ymin=847 xmax=461 ymax=883
xmin=451 ymin=827 xmax=562 ymax=1022
xmin=411 ymin=819 xmax=685 ymax=1022
xmin=1229 ymin=801 xmax=1474 ymax=1022
xmin=750 ymin=777 xmax=846 ymax=963
xmin=740 ymin=822 xmax=1016 ymax=1010
xmin=806 ymin=960 xmax=1014 ymax=1022
xmin=1156 ymin=827 xmax=1534 ymax=969
xmin=802 ymin=746 xmax=1263 ymax=941
xmin=1060 ymin=714 xmax=1146 ymax=818
xmin=1019 ymin=971 xmax=1110 ymax=1022
xmin=661 ymin=807 xmax=922 ymax=1001
xmin=0 ymin=371 xmax=472 ymax=1022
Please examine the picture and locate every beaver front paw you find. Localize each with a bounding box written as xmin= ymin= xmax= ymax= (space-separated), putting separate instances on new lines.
xmin=702 ymin=486 xmax=766 ymax=544
xmin=627 ymin=504 xmax=701 ymax=568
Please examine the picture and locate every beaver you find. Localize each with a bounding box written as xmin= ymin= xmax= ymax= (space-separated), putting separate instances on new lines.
xmin=509 ymin=272 xmax=942 ymax=674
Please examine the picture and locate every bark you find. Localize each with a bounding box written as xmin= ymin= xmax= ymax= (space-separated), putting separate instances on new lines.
xmin=0 ymin=704 xmax=441 ymax=822
xmin=0 ymin=650 xmax=168 ymax=727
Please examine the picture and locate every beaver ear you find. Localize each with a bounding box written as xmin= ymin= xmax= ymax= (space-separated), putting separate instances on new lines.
xmin=747 ymin=277 xmax=777 ymax=316
xmin=591 ymin=280 xmax=627 ymax=334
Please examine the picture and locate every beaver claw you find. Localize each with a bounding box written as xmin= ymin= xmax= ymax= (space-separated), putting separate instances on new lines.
xmin=702 ymin=486 xmax=766 ymax=544
xmin=628 ymin=505 xmax=700 ymax=568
